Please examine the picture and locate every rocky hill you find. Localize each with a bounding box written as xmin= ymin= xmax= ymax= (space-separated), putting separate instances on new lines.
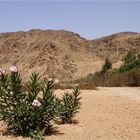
xmin=0 ymin=29 xmax=140 ymax=82
xmin=91 ymin=32 xmax=140 ymax=62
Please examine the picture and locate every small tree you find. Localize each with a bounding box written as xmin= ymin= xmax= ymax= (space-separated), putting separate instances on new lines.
xmin=101 ymin=58 xmax=112 ymax=74
xmin=123 ymin=51 xmax=136 ymax=65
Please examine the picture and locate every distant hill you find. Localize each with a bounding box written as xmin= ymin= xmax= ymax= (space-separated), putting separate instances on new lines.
xmin=91 ymin=32 xmax=140 ymax=62
xmin=0 ymin=29 xmax=140 ymax=82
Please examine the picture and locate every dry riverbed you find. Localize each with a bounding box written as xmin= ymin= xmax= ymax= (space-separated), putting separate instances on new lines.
xmin=0 ymin=87 xmax=140 ymax=140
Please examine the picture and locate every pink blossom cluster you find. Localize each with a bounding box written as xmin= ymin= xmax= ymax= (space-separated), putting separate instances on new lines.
xmin=0 ymin=66 xmax=18 ymax=76
xmin=10 ymin=66 xmax=17 ymax=72
xmin=48 ymin=77 xmax=53 ymax=81
xmin=32 ymin=99 xmax=41 ymax=107
xmin=47 ymin=75 xmax=53 ymax=81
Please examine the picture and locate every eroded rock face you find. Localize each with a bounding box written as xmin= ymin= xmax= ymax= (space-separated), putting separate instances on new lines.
xmin=0 ymin=29 xmax=140 ymax=82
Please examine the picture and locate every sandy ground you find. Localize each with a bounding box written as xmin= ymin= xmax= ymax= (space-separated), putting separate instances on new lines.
xmin=0 ymin=87 xmax=140 ymax=140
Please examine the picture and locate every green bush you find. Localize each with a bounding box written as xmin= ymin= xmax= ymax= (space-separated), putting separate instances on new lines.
xmin=0 ymin=70 xmax=57 ymax=136
xmin=58 ymin=88 xmax=81 ymax=123
xmin=0 ymin=66 xmax=81 ymax=138
xmin=101 ymin=58 xmax=112 ymax=74
xmin=122 ymin=51 xmax=136 ymax=65
xmin=119 ymin=56 xmax=140 ymax=73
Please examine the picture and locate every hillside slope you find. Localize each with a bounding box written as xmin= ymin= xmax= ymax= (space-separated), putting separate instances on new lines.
xmin=91 ymin=32 xmax=140 ymax=62
xmin=0 ymin=30 xmax=140 ymax=82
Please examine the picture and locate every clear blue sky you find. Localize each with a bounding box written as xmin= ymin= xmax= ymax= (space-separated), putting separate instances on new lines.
xmin=0 ymin=1 xmax=140 ymax=39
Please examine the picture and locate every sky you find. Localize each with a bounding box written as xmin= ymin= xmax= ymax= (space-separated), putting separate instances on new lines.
xmin=0 ymin=1 xmax=140 ymax=39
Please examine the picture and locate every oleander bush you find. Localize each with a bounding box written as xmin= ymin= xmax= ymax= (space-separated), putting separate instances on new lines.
xmin=58 ymin=88 xmax=81 ymax=123
xmin=0 ymin=66 xmax=81 ymax=139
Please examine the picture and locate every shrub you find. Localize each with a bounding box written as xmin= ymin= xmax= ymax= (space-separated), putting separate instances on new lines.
xmin=0 ymin=69 xmax=58 ymax=136
xmin=122 ymin=51 xmax=136 ymax=65
xmin=58 ymin=88 xmax=81 ymax=123
xmin=101 ymin=58 xmax=112 ymax=74
xmin=119 ymin=56 xmax=140 ymax=73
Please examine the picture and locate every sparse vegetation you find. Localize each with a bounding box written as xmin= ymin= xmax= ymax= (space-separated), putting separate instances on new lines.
xmin=75 ymin=51 xmax=140 ymax=87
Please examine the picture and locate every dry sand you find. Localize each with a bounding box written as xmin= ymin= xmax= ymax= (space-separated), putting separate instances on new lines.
xmin=0 ymin=87 xmax=140 ymax=140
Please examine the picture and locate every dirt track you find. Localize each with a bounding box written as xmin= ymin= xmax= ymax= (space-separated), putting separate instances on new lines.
xmin=100 ymin=87 xmax=140 ymax=101
xmin=0 ymin=87 xmax=140 ymax=140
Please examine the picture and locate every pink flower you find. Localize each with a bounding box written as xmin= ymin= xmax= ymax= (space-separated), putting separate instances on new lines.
xmin=32 ymin=99 xmax=41 ymax=107
xmin=48 ymin=77 xmax=53 ymax=81
xmin=0 ymin=68 xmax=5 ymax=75
xmin=47 ymin=75 xmax=53 ymax=81
xmin=10 ymin=66 xmax=17 ymax=72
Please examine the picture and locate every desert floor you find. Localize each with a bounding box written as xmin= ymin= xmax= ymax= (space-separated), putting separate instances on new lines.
xmin=0 ymin=87 xmax=140 ymax=140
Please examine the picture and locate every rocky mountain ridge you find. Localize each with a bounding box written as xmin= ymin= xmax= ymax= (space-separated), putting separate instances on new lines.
xmin=0 ymin=29 xmax=139 ymax=82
